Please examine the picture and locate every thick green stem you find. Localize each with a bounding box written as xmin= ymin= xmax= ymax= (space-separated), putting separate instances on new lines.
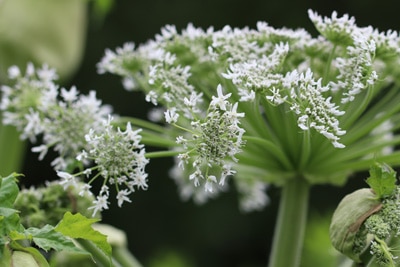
xmin=0 ymin=124 xmax=26 ymax=176
xmin=76 ymin=239 xmax=121 ymax=267
xmin=113 ymin=247 xmax=143 ymax=267
xmin=268 ymin=176 xmax=310 ymax=267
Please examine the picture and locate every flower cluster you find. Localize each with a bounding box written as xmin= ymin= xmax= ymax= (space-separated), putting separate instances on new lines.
xmin=172 ymin=85 xmax=245 ymax=193
xmin=1 ymin=64 xmax=148 ymax=215
xmin=76 ymin=116 xmax=148 ymax=216
xmin=1 ymin=63 xmax=58 ymax=142
xmin=352 ymin=187 xmax=400 ymax=265
xmin=97 ymin=10 xmax=400 ymax=210
xmin=0 ymin=64 xmax=111 ymax=169
xmin=14 ymin=180 xmax=98 ymax=228
xmin=6 ymin=9 xmax=400 ymax=215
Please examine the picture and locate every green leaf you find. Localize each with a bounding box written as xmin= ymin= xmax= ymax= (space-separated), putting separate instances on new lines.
xmin=55 ymin=212 xmax=111 ymax=258
xmin=0 ymin=173 xmax=21 ymax=209
xmin=366 ymin=162 xmax=397 ymax=199
xmin=26 ymin=225 xmax=88 ymax=255
xmin=0 ymin=208 xmax=22 ymax=236
xmin=0 ymin=174 xmax=23 ymax=236
xmin=0 ymin=207 xmax=19 ymax=217
xmin=8 ymin=229 xmax=27 ymax=241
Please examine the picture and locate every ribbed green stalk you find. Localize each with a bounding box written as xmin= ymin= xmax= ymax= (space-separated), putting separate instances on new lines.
xmin=76 ymin=239 xmax=121 ymax=267
xmin=113 ymin=247 xmax=143 ymax=267
xmin=268 ymin=176 xmax=310 ymax=267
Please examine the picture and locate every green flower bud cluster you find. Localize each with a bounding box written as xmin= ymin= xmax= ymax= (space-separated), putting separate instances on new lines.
xmin=353 ymin=187 xmax=400 ymax=266
xmin=330 ymin=188 xmax=381 ymax=262
xmin=330 ymin=163 xmax=400 ymax=266
xmin=14 ymin=181 xmax=99 ymax=228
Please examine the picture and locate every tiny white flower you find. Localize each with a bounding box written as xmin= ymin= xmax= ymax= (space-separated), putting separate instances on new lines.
xmin=8 ymin=66 xmax=20 ymax=79
xmin=145 ymin=91 xmax=158 ymax=105
xmin=226 ymin=102 xmax=245 ymax=121
xmin=178 ymin=153 xmax=190 ymax=169
xmin=266 ymin=87 xmax=287 ymax=105
xmin=31 ymin=145 xmax=48 ymax=161
xmin=220 ymin=164 xmax=236 ymax=186
xmin=37 ymin=64 xmax=58 ymax=83
xmin=204 ymin=175 xmax=217 ymax=193
xmin=189 ymin=169 xmax=203 ymax=187
xmin=238 ymin=89 xmax=255 ymax=102
xmin=122 ymin=77 xmax=136 ymax=91
xmin=100 ymin=185 xmax=110 ymax=196
xmin=26 ymin=63 xmax=35 ymax=76
xmin=83 ymin=168 xmax=92 ymax=177
xmin=164 ymin=108 xmax=179 ymax=123
xmin=131 ymin=169 xmax=149 ymax=190
xmin=79 ymin=183 xmax=93 ymax=196
xmin=184 ymin=92 xmax=203 ymax=111
xmin=89 ymin=195 xmax=110 ymax=217
xmin=24 ymin=110 xmax=43 ymax=141
xmin=210 ymin=85 xmax=232 ymax=111
xmin=298 ymin=115 xmax=309 ymax=130
xmin=176 ymin=136 xmax=188 ymax=149
xmin=116 ymin=189 xmax=132 ymax=207
xmin=61 ymin=86 xmax=79 ymax=102
xmin=76 ymin=150 xmax=88 ymax=161
xmin=57 ymin=171 xmax=77 ymax=189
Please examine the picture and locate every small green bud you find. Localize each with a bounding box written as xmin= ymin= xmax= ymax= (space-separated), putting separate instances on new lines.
xmin=11 ymin=251 xmax=40 ymax=267
xmin=330 ymin=188 xmax=382 ymax=262
xmin=331 ymin=164 xmax=400 ymax=265
xmin=14 ymin=181 xmax=99 ymax=228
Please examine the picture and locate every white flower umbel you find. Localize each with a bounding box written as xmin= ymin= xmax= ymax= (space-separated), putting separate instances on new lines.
xmin=0 ymin=64 xmax=111 ymax=170
xmin=2 ymin=63 xmax=150 ymax=216
xmin=38 ymin=87 xmax=111 ymax=169
xmin=171 ymin=84 xmax=245 ymax=193
xmin=69 ymin=116 xmax=148 ymax=216
xmin=0 ymin=63 xmax=58 ymax=142
xmin=99 ymin=9 xmax=400 ymax=207
xmin=97 ymin=42 xmax=138 ymax=83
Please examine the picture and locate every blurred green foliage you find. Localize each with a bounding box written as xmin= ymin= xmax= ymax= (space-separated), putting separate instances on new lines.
xmin=301 ymin=212 xmax=341 ymax=267
xmin=0 ymin=0 xmax=87 ymax=82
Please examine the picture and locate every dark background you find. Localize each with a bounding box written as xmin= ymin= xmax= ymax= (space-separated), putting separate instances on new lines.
xmin=21 ymin=1 xmax=400 ymax=266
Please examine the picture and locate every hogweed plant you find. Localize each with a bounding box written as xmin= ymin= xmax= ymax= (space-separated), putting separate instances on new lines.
xmin=2 ymin=9 xmax=400 ymax=267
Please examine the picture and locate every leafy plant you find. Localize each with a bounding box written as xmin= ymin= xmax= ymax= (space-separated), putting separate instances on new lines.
xmin=0 ymin=173 xmax=111 ymax=267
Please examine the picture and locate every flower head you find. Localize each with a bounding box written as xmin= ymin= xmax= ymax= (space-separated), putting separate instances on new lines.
xmin=1 ymin=64 xmax=111 ymax=169
xmin=95 ymin=10 xmax=400 ymax=209
xmin=65 ymin=116 xmax=149 ymax=214
xmin=0 ymin=63 xmax=57 ymax=141
xmin=2 ymin=63 xmax=150 ymax=215
xmin=165 ymin=85 xmax=245 ymax=195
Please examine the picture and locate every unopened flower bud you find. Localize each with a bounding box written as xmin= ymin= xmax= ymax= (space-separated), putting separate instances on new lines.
xmin=11 ymin=251 xmax=40 ymax=267
xmin=329 ymin=188 xmax=382 ymax=262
